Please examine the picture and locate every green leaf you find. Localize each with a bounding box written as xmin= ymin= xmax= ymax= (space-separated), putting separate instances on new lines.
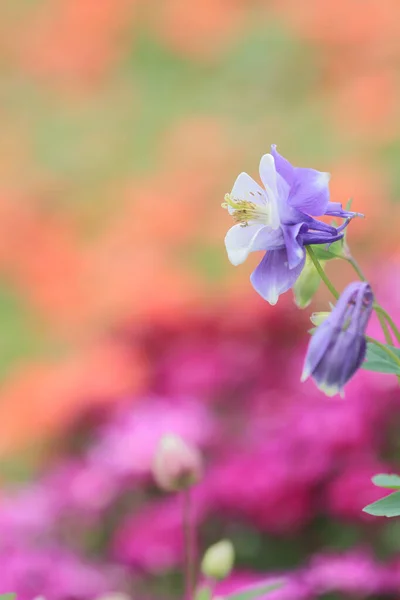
xmin=345 ymin=198 xmax=353 ymax=211
xmin=362 ymin=343 xmax=400 ymax=375
xmin=310 ymin=239 xmax=344 ymax=261
xmin=195 ymin=585 xmax=212 ymax=600
xmin=363 ymin=490 xmax=400 ymax=517
xmin=372 ymin=474 xmax=400 ymax=489
xmin=0 ymin=594 xmax=16 ymax=600
xmin=293 ymin=255 xmax=322 ymax=308
xmin=225 ymin=581 xmax=283 ymax=600
xmin=310 ymin=312 xmax=330 ymax=327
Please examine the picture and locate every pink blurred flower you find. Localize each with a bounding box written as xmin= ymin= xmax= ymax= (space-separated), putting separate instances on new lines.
xmin=206 ymin=447 xmax=313 ymax=533
xmin=112 ymin=489 xmax=211 ymax=573
xmin=88 ymin=396 xmax=214 ymax=479
xmin=305 ymin=550 xmax=387 ymax=595
xmin=0 ymin=545 xmax=121 ymax=600
xmin=327 ymin=458 xmax=391 ymax=520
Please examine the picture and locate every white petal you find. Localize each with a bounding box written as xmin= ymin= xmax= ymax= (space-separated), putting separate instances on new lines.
xmin=259 ymin=154 xmax=277 ymax=195
xmin=225 ymin=224 xmax=265 ymax=266
xmin=231 ymin=172 xmax=267 ymax=207
xmin=259 ymin=154 xmax=280 ymax=230
xmin=225 ymin=224 xmax=284 ymax=266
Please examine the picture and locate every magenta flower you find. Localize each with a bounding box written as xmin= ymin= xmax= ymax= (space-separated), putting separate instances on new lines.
xmin=306 ymin=550 xmax=387 ymax=596
xmin=301 ymin=282 xmax=374 ymax=396
xmin=0 ymin=545 xmax=119 ymax=600
xmin=88 ymin=396 xmax=213 ymax=479
xmin=223 ymin=145 xmax=356 ymax=304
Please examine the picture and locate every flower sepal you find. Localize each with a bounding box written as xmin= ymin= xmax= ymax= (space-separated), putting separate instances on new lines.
xmin=293 ymin=255 xmax=324 ymax=309
xmin=310 ymin=311 xmax=331 ymax=327
xmin=310 ymin=239 xmax=345 ymax=261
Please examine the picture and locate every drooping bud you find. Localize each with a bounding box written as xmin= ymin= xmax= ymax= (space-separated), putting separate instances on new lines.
xmin=302 ymin=281 xmax=374 ymax=396
xmin=201 ymin=539 xmax=235 ymax=580
xmin=152 ymin=433 xmax=202 ymax=492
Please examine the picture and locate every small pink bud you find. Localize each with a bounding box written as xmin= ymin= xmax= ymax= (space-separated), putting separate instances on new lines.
xmin=152 ymin=433 xmax=203 ymax=492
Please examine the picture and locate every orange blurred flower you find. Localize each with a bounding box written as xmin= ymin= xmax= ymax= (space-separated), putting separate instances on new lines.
xmin=271 ymin=0 xmax=400 ymax=49
xmin=9 ymin=0 xmax=136 ymax=90
xmin=0 ymin=191 xmax=90 ymax=333
xmin=149 ymin=0 xmax=246 ymax=60
xmin=0 ymin=337 xmax=148 ymax=458
xmin=329 ymin=160 xmax=392 ymax=247
xmin=330 ymin=70 xmax=399 ymax=141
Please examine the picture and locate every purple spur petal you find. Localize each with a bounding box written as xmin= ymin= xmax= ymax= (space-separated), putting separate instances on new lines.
xmin=271 ymin=145 xmax=330 ymax=216
xmin=250 ymin=248 xmax=306 ymax=305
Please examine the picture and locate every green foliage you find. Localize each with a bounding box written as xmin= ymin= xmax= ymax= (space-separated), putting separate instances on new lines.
xmin=293 ymin=255 xmax=322 ymax=308
xmin=363 ymin=490 xmax=400 ymax=517
xmin=310 ymin=239 xmax=344 ymax=261
xmin=363 ymin=474 xmax=400 ymax=518
xmin=0 ymin=287 xmax=55 ymax=380
xmin=195 ymin=578 xmax=283 ymax=600
xmin=372 ymin=474 xmax=400 ymax=489
xmin=225 ymin=581 xmax=283 ymax=600
xmin=195 ymin=585 xmax=212 ymax=600
xmin=0 ymin=594 xmax=16 ymax=600
xmin=362 ymin=343 xmax=400 ymax=375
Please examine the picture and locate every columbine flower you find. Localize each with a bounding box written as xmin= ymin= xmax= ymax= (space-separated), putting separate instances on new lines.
xmin=301 ymin=282 xmax=374 ymax=396
xmin=223 ymin=145 xmax=358 ymax=304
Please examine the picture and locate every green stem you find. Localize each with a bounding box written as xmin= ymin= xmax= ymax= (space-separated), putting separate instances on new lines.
xmin=374 ymin=305 xmax=400 ymax=345
xmin=306 ymin=247 xmax=339 ymax=300
xmin=346 ymin=257 xmax=400 ymax=346
xmin=365 ymin=336 xmax=400 ymax=370
xmin=183 ymin=489 xmax=196 ymax=600
xmin=376 ymin=311 xmax=394 ymax=346
xmin=346 ymin=256 xmax=366 ymax=281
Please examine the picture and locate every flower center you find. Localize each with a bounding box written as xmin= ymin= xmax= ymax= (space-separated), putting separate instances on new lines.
xmin=222 ymin=193 xmax=271 ymax=227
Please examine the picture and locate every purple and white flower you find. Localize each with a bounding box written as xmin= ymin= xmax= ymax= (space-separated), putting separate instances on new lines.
xmin=223 ymin=145 xmax=358 ymax=304
xmin=301 ymin=281 xmax=374 ymax=396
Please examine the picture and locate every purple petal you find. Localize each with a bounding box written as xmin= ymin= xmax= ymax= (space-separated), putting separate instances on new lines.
xmin=311 ymin=332 xmax=366 ymax=396
xmin=250 ymin=248 xmax=305 ymax=305
xmin=225 ymin=224 xmax=284 ymax=266
xmin=301 ymin=231 xmax=344 ymax=246
xmin=289 ymin=168 xmax=330 ymax=216
xmin=281 ymin=223 xmax=306 ymax=269
xmin=299 ymin=213 xmax=337 ymax=235
xmin=271 ymin=146 xmax=330 ymax=216
xmin=325 ymin=202 xmax=363 ymax=219
xmin=271 ymin=144 xmax=294 ymax=186
xmin=301 ymin=321 xmax=334 ymax=383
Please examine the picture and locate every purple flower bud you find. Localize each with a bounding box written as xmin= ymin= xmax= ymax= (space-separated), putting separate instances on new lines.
xmin=301 ymin=282 xmax=374 ymax=396
xmin=152 ymin=433 xmax=203 ymax=492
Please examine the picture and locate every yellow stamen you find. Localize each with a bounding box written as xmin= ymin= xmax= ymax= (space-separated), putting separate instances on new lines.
xmin=222 ymin=193 xmax=270 ymax=227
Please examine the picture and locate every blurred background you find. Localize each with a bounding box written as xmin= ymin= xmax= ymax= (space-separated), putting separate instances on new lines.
xmin=0 ymin=0 xmax=400 ymax=598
